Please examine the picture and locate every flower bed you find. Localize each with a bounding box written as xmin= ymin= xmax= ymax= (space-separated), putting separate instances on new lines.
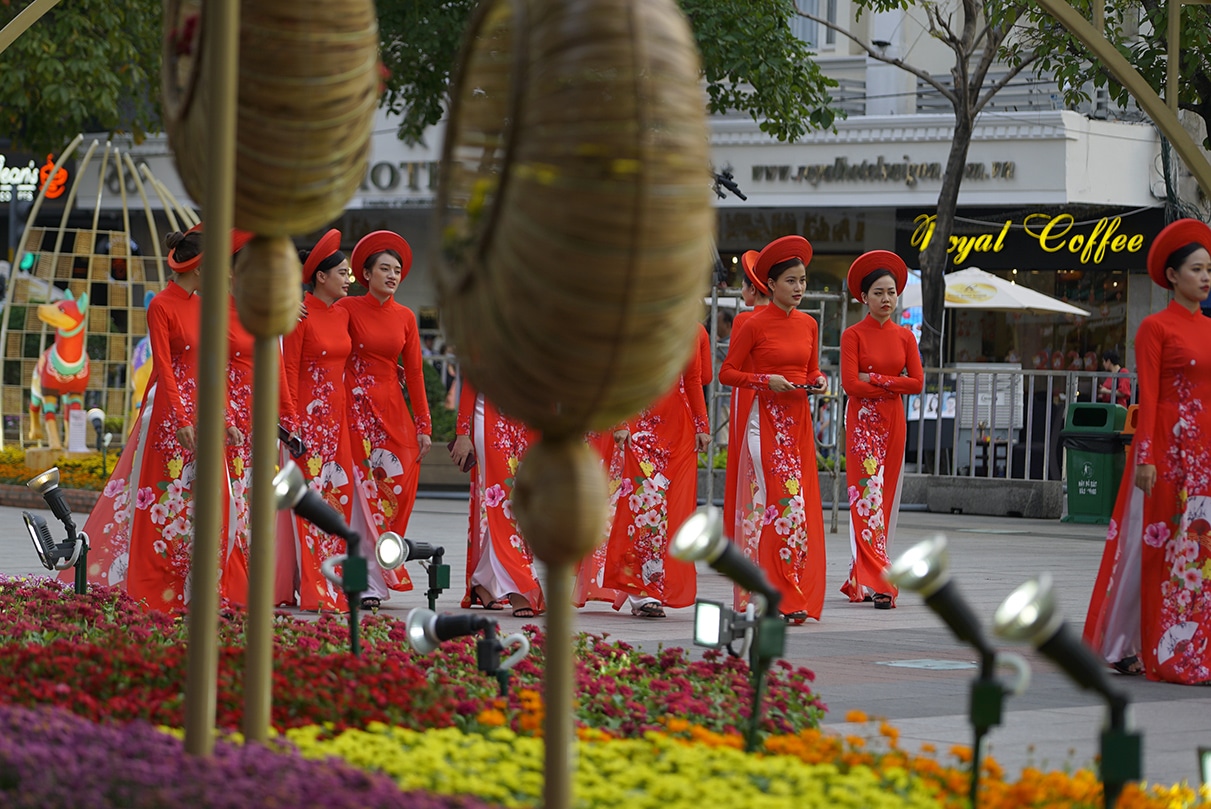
xmin=0 ymin=447 xmax=116 ymax=491
xmin=0 ymin=576 xmax=824 ymax=736
xmin=1 ymin=575 xmax=1209 ymax=809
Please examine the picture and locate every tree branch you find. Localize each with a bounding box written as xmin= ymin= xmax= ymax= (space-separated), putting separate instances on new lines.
xmin=797 ymin=9 xmax=958 ymax=104
xmin=973 ymin=50 xmax=1042 ymax=114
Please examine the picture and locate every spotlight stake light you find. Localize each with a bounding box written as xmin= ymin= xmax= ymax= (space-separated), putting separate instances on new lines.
xmin=404 ymin=608 xmax=530 ymax=695
xmin=376 ymin=532 xmax=450 ymax=611
xmin=887 ymin=535 xmax=1030 ymax=809
xmin=25 ymin=467 xmax=89 ymax=595
xmin=994 ymin=573 xmax=1141 ymax=809
xmin=273 ymin=461 xmax=367 ymax=655
xmin=86 ymin=408 xmax=108 ymax=472
xmin=671 ymin=507 xmax=785 ymax=753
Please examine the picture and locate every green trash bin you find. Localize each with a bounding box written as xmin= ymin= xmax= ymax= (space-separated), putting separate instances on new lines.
xmin=1060 ymin=402 xmax=1128 ymax=524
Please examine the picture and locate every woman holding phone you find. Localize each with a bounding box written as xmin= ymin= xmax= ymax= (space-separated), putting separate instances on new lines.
xmin=839 ymin=250 xmax=922 ymax=610
xmin=719 ymin=235 xmax=829 ymax=624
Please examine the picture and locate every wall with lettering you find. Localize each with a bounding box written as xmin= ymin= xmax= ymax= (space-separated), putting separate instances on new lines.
xmin=710 ymin=110 xmax=1158 ymax=210
xmin=894 ymin=206 xmax=1164 ymax=271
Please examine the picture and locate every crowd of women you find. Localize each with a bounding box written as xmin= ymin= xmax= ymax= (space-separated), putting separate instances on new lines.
xmin=80 ymin=219 xmax=1210 ymax=686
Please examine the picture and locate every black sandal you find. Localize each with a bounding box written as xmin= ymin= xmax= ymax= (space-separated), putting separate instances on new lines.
xmin=872 ymin=593 xmax=894 ymax=610
xmin=1111 ymin=656 xmax=1143 ymax=675
xmin=781 ymin=610 xmax=808 ymax=625
xmin=631 ymin=602 xmax=666 ymax=619
xmin=360 ymin=597 xmax=381 ymax=612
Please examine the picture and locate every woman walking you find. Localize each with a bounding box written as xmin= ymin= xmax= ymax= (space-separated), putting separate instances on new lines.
xmin=451 ymin=381 xmax=544 ymax=617
xmin=839 ymin=250 xmax=922 ymax=609
xmin=280 ymin=229 xmax=360 ymax=611
xmin=1085 ymin=219 xmax=1211 ymax=684
xmin=339 ymin=230 xmax=431 ymax=608
xmin=123 ymin=225 xmax=249 ymax=610
xmin=719 ymin=235 xmax=828 ymax=623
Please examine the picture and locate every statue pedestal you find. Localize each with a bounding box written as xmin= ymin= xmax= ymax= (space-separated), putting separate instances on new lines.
xmin=24 ymin=447 xmax=97 ymax=472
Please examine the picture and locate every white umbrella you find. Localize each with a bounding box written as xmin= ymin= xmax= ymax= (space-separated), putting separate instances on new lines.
xmin=899 ymin=267 xmax=1090 ymax=316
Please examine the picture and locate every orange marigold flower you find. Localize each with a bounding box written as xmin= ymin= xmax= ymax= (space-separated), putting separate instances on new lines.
xmin=920 ymin=742 xmax=937 ymax=754
xmin=845 ymin=709 xmax=868 ymax=724
xmin=476 ymin=709 xmax=506 ymax=727
xmin=845 ymin=735 xmax=866 ymax=748
xmin=666 ymin=718 xmax=690 ymax=734
xmin=950 ymin=744 xmax=973 ymax=763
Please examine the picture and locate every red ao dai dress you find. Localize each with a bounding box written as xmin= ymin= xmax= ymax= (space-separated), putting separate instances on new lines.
xmin=1084 ymin=302 xmax=1211 ymax=684
xmin=839 ymin=315 xmax=923 ymax=604
xmin=722 ymin=306 xmax=763 ymax=529
xmin=456 ymin=382 xmax=544 ymax=611
xmin=718 ymin=304 xmax=827 ymax=619
xmin=124 ymin=282 xmax=202 ymax=610
xmin=339 ymin=293 xmax=430 ymax=596
xmin=281 ymin=292 xmax=359 ymax=611
xmin=575 ymin=331 xmax=710 ymax=610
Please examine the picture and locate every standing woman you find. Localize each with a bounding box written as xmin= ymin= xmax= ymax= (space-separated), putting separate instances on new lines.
xmin=339 ymin=231 xmax=431 ymax=608
xmin=1085 ymin=219 xmax=1211 ymax=684
xmin=451 ymin=381 xmax=545 ymax=617
xmin=124 ymin=226 xmax=211 ymax=610
xmin=839 ymin=251 xmax=922 ymax=610
xmin=719 ymin=236 xmax=828 ymax=624
xmin=722 ymin=250 xmax=768 ymax=534
xmin=280 ymin=229 xmax=358 ymax=612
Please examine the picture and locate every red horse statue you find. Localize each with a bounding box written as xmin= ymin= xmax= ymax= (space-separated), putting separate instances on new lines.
xmin=29 ymin=290 xmax=90 ymax=450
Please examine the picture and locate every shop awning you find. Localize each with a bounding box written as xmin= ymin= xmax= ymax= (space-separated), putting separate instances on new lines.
xmin=899 ymin=267 xmax=1090 ymax=316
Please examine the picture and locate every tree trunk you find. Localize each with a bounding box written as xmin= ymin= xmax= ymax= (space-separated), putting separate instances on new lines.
xmin=918 ymin=110 xmax=976 ymax=368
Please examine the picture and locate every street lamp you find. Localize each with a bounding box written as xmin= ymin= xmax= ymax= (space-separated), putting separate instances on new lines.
xmin=273 ymin=460 xmax=367 ymax=655
xmin=887 ymin=536 xmax=1030 ymax=809
xmin=403 ymin=607 xmax=530 ymax=695
xmin=24 ymin=467 xmax=89 ymax=594
xmin=670 ymin=506 xmax=785 ymax=752
xmin=994 ymin=573 xmax=1140 ymax=809
xmin=375 ymin=532 xmax=450 ymax=610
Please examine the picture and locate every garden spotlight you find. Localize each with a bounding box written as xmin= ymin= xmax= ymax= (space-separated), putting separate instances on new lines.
xmin=994 ymin=573 xmax=1140 ymax=809
xmin=888 ymin=535 xmax=1030 ymax=809
xmin=87 ymin=408 xmax=108 ymax=472
xmin=672 ymin=506 xmax=785 ymax=753
xmin=25 ymin=467 xmax=88 ymax=594
xmin=404 ymin=607 xmax=530 ymax=695
xmin=376 ymin=532 xmax=450 ymax=610
xmin=273 ymin=460 xmax=367 ymax=654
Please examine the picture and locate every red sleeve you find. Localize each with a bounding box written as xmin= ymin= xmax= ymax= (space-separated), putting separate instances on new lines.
xmin=841 ymin=327 xmax=886 ymax=398
xmin=1116 ymin=375 xmax=1133 ymax=406
xmin=804 ymin=315 xmax=823 ymax=385
xmin=147 ymin=298 xmax=187 ymax=426
xmin=280 ymin=318 xmax=305 ymax=428
xmin=870 ymin=330 xmax=924 ymax=395
xmin=400 ymin=308 xmax=432 ymax=435
xmin=1133 ymin=318 xmax=1163 ymax=465
xmin=682 ymin=345 xmax=708 ymax=433
xmin=456 ymin=378 xmax=476 ymax=436
xmin=276 ymin=342 xmax=297 ymax=431
xmin=697 ymin=324 xmax=713 ymax=385
xmin=718 ymin=318 xmax=770 ymax=390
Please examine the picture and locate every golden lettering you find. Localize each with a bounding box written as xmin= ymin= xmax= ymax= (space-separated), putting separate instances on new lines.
xmin=911 ymin=214 xmax=936 ymax=250
xmin=1127 ymin=234 xmax=1145 ymax=252
xmin=1110 ymin=234 xmax=1128 ymax=251
xmin=993 ymin=221 xmax=1011 ymax=251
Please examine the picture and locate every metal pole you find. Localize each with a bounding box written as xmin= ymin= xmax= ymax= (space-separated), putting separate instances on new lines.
xmin=542 ymin=562 xmax=573 ymax=809
xmin=184 ymin=0 xmax=239 ymax=757
xmin=0 ymin=0 xmax=63 ymax=55
xmin=242 ymin=336 xmax=281 ymax=741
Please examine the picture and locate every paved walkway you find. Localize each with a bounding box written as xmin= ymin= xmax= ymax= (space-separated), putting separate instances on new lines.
xmin=1 ymin=498 xmax=1207 ymax=787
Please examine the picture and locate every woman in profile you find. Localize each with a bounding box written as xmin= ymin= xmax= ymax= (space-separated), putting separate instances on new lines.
xmin=1085 ymin=218 xmax=1211 ymax=684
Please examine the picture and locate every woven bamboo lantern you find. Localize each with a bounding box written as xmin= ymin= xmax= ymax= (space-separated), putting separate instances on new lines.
xmin=436 ymin=0 xmax=714 ymax=564
xmin=162 ymin=0 xmax=380 ymax=335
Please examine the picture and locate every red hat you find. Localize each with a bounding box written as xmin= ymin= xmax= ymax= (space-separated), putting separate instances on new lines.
xmin=753 ymin=236 xmax=812 ymax=288
xmin=351 ymin=230 xmax=412 ymax=285
xmin=302 ymin=229 xmax=343 ymax=285
xmin=846 ymin=250 xmax=908 ymax=302
xmin=739 ymin=250 xmax=767 ymax=295
xmin=1147 ymin=218 xmax=1211 ymax=289
xmin=167 ymin=222 xmax=255 ymax=272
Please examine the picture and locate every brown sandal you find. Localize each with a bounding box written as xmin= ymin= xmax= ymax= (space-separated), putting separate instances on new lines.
xmin=632 ymin=602 xmax=666 ymax=619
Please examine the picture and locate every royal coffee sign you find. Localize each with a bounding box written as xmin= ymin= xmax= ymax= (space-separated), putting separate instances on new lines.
xmin=896 ymin=207 xmax=1164 ymax=271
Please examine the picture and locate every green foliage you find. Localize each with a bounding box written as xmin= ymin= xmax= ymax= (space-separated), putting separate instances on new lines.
xmin=1027 ymin=1 xmax=1211 ymax=149
xmin=0 ymin=0 xmax=162 ymax=152
xmin=376 ymin=0 xmax=838 ymax=145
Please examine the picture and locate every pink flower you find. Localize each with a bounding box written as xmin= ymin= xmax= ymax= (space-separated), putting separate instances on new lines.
xmin=763 ymin=505 xmax=780 ymax=525
xmin=149 ymin=503 xmax=169 ymax=526
xmin=103 ymin=478 xmax=126 ymax=498
xmin=618 ymin=478 xmax=635 ymax=498
xmin=484 ymin=484 xmax=506 ymax=509
xmin=1183 ymin=567 xmax=1203 ymax=590
xmin=1144 ymin=521 xmax=1170 ymax=548
xmin=136 ymin=487 xmax=156 ymax=510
